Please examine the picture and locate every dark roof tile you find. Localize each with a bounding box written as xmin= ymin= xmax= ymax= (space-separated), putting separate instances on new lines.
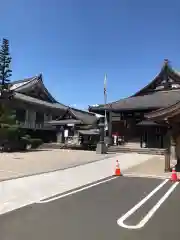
xmin=14 ymin=92 xmax=67 ymax=110
xmin=89 ymin=61 xmax=180 ymax=112
xmin=90 ymin=90 xmax=180 ymax=111
xmin=10 ymin=74 xmax=58 ymax=103
xmin=69 ymin=108 xmax=98 ymax=125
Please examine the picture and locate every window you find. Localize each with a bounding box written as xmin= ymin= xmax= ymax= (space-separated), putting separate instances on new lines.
xmin=16 ymin=109 xmax=26 ymax=122
xmin=36 ymin=112 xmax=44 ymax=123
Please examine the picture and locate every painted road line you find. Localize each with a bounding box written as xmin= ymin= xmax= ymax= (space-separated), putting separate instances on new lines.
xmin=38 ymin=176 xmax=118 ymax=203
xmin=117 ymin=179 xmax=179 ymax=229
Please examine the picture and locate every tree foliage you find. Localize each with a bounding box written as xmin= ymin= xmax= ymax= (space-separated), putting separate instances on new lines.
xmin=0 ymin=104 xmax=16 ymax=127
xmin=0 ymin=38 xmax=15 ymax=129
xmin=0 ymin=38 xmax=12 ymax=89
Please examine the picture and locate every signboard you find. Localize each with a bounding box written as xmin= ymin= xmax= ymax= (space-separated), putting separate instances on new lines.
xmin=64 ymin=129 xmax=68 ymax=137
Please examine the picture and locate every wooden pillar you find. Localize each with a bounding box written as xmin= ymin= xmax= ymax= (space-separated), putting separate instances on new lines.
xmin=25 ymin=110 xmax=29 ymax=122
xmin=108 ymin=111 xmax=112 ymax=144
xmin=164 ymin=149 xmax=170 ymax=172
xmin=25 ymin=109 xmax=36 ymax=128
xmin=56 ymin=126 xmax=65 ymax=143
xmin=25 ymin=110 xmax=29 ymax=127
xmin=171 ymin=122 xmax=180 ymax=171
xmin=164 ymin=127 xmax=171 ymax=172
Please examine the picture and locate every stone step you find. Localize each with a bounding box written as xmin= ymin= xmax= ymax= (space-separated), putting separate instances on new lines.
xmin=41 ymin=143 xmax=166 ymax=155
xmin=124 ymin=143 xmax=140 ymax=148
xmin=108 ymin=146 xmax=166 ymax=155
xmin=40 ymin=143 xmax=95 ymax=151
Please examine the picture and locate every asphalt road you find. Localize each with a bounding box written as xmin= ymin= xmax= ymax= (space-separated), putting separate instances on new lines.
xmin=0 ymin=176 xmax=180 ymax=240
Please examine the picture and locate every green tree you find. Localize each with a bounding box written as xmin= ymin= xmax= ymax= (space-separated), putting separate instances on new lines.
xmin=0 ymin=38 xmax=12 ymax=89
xmin=0 ymin=38 xmax=17 ymax=141
xmin=0 ymin=104 xmax=16 ymax=127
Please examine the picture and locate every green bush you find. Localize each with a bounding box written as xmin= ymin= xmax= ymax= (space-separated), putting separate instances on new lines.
xmin=0 ymin=127 xmax=20 ymax=142
xmin=0 ymin=127 xmax=43 ymax=151
xmin=29 ymin=138 xmax=43 ymax=149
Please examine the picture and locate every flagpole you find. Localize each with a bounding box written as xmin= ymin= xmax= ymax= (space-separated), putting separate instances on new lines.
xmin=104 ymin=74 xmax=107 ymax=137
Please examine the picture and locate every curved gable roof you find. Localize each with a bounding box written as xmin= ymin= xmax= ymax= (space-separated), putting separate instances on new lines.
xmin=89 ymin=89 xmax=180 ymax=111
xmin=132 ymin=59 xmax=180 ymax=97
xmin=13 ymin=92 xmax=67 ymax=110
xmin=145 ymin=99 xmax=180 ymax=121
xmin=10 ymin=76 xmax=38 ymax=91
xmin=56 ymin=107 xmax=99 ymax=125
xmin=10 ymin=74 xmax=57 ymax=103
xmin=69 ymin=107 xmax=98 ymax=125
xmin=89 ymin=59 xmax=180 ymax=112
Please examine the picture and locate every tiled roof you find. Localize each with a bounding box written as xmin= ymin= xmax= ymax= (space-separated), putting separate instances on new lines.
xmin=136 ymin=120 xmax=161 ymax=126
xmin=9 ymin=76 xmax=99 ymax=122
xmin=78 ymin=129 xmax=100 ymax=135
xmin=89 ymin=60 xmax=180 ymax=112
xmin=132 ymin=60 xmax=180 ymax=96
xmin=10 ymin=76 xmax=39 ymax=91
xmin=10 ymin=76 xmax=37 ymax=85
xmin=14 ymin=92 xmax=67 ymax=110
xmin=10 ymin=74 xmax=57 ymax=103
xmin=68 ymin=108 xmax=98 ymax=125
xmin=48 ymin=119 xmax=82 ymax=125
xmin=90 ymin=89 xmax=180 ymax=111
xmin=47 ymin=108 xmax=99 ymax=126
xmin=145 ymin=99 xmax=180 ymax=120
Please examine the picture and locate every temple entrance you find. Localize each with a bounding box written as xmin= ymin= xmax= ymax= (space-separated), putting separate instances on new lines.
xmin=111 ymin=118 xmax=142 ymax=144
xmin=139 ymin=123 xmax=168 ymax=149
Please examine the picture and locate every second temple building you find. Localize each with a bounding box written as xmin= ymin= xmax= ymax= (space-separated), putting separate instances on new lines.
xmin=89 ymin=60 xmax=180 ymax=149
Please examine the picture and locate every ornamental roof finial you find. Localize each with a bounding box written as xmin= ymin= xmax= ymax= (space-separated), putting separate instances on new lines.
xmin=164 ymin=59 xmax=169 ymax=66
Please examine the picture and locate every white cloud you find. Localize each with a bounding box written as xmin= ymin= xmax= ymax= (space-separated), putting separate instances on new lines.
xmin=68 ymin=103 xmax=88 ymax=110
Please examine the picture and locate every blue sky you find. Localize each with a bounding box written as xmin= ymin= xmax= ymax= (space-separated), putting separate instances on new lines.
xmin=1 ymin=0 xmax=180 ymax=109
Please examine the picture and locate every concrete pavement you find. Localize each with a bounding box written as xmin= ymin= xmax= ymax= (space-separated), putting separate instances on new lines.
xmin=0 ymin=152 xmax=154 ymax=215
xmin=0 ymin=177 xmax=179 ymax=240
xmin=0 ymin=149 xmax=118 ymax=181
xmin=124 ymin=155 xmax=179 ymax=179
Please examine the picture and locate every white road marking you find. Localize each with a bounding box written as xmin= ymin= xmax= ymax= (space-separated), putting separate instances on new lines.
xmin=38 ymin=176 xmax=118 ymax=203
xmin=117 ymin=179 xmax=179 ymax=229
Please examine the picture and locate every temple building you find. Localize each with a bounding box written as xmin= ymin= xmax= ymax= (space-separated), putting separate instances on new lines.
xmin=1 ymin=74 xmax=100 ymax=143
xmin=48 ymin=106 xmax=102 ymax=145
xmin=89 ymin=60 xmax=180 ymax=149
xmin=145 ymin=98 xmax=180 ymax=171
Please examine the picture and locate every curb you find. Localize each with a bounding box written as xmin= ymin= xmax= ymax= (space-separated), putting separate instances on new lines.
xmin=123 ymin=172 xmax=168 ymax=180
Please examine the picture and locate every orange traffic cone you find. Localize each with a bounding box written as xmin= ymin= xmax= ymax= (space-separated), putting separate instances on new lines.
xmin=171 ymin=168 xmax=178 ymax=182
xmin=115 ymin=160 xmax=122 ymax=176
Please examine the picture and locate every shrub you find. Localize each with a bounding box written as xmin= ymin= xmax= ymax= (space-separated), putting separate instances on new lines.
xmin=1 ymin=137 xmax=29 ymax=152
xmin=0 ymin=127 xmax=19 ymax=143
xmin=0 ymin=128 xmax=30 ymax=151
xmin=29 ymin=138 xmax=43 ymax=149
